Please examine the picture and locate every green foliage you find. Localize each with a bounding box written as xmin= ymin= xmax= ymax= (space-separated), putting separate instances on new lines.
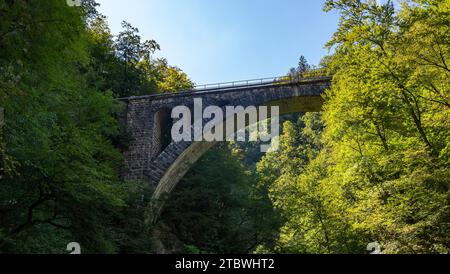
xmin=85 ymin=17 xmax=193 ymax=98
xmin=0 ymin=0 xmax=191 ymax=254
xmin=1 ymin=0 xmax=448 ymax=254
xmin=0 ymin=0 xmax=124 ymax=253
xmin=321 ymin=0 xmax=450 ymax=253
xmin=258 ymin=0 xmax=449 ymax=254
xmin=257 ymin=114 xmax=367 ymax=253
xmin=161 ymin=144 xmax=281 ymax=254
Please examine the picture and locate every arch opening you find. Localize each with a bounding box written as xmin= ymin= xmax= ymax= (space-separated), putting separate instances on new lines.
xmin=153 ymin=108 xmax=174 ymax=158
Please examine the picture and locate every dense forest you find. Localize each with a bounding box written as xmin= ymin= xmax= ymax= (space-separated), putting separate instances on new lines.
xmin=0 ymin=0 xmax=449 ymax=254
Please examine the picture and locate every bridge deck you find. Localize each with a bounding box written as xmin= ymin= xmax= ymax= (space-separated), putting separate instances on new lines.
xmin=120 ymin=75 xmax=332 ymax=101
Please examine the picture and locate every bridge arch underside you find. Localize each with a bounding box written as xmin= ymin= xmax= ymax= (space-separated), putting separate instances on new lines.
xmin=150 ymin=95 xmax=324 ymax=216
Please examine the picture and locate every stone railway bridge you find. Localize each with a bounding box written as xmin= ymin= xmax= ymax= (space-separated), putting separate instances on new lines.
xmin=119 ymin=75 xmax=332 ymax=219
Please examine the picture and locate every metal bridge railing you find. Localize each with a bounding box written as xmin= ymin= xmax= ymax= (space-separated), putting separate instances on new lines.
xmin=119 ymin=69 xmax=331 ymax=101
xmin=189 ymin=68 xmax=330 ymax=92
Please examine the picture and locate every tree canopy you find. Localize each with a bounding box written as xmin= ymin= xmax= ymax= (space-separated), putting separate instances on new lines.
xmin=0 ymin=0 xmax=448 ymax=254
xmin=256 ymin=0 xmax=449 ymax=254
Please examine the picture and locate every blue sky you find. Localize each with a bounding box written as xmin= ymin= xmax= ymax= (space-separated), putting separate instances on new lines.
xmin=96 ymin=0 xmax=340 ymax=85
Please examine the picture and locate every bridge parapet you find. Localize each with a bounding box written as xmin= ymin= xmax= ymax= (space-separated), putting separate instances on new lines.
xmin=120 ymin=72 xmax=331 ymax=102
xmin=189 ymin=69 xmax=329 ymax=92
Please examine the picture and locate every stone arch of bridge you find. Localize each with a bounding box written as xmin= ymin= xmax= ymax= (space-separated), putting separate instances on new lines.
xmin=147 ymin=95 xmax=324 ymax=223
